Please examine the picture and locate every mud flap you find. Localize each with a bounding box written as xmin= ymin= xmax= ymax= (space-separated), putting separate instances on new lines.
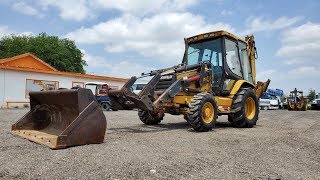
xmin=11 ymin=89 xmax=107 ymax=149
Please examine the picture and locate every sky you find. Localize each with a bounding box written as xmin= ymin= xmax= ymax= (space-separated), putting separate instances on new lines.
xmin=0 ymin=0 xmax=319 ymax=95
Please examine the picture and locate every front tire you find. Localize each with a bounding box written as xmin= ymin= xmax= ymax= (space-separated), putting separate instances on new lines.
xmin=138 ymin=110 xmax=164 ymax=125
xmin=301 ymin=103 xmax=307 ymax=111
xmin=183 ymin=114 xmax=191 ymax=123
xmin=188 ymin=92 xmax=218 ymax=132
xmin=231 ymin=88 xmax=259 ymax=128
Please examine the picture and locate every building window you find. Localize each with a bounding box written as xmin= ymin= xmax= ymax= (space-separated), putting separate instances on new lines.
xmin=25 ymin=79 xmax=59 ymax=98
xmin=72 ymin=81 xmax=84 ymax=88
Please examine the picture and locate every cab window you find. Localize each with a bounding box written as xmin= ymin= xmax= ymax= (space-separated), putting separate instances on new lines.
xmin=225 ymin=39 xmax=242 ymax=78
xmin=187 ymin=38 xmax=222 ymax=65
xmin=238 ymin=42 xmax=253 ymax=83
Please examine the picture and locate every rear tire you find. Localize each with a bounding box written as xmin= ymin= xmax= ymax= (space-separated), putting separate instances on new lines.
xmin=231 ymin=88 xmax=259 ymax=128
xmin=188 ymin=92 xmax=218 ymax=132
xmin=138 ymin=110 xmax=164 ymax=125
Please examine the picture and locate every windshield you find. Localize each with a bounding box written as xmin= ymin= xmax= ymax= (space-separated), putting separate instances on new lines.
xmin=187 ymin=38 xmax=222 ymax=65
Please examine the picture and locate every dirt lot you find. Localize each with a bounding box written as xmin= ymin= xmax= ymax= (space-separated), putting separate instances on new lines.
xmin=0 ymin=109 xmax=319 ymax=179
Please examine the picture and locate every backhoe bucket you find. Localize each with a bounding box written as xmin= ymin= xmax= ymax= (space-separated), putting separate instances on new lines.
xmin=11 ymin=89 xmax=107 ymax=149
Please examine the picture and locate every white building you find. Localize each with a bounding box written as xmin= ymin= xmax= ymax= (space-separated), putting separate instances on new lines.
xmin=0 ymin=53 xmax=127 ymax=108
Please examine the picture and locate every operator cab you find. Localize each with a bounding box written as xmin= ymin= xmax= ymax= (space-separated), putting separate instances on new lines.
xmin=183 ymin=31 xmax=254 ymax=96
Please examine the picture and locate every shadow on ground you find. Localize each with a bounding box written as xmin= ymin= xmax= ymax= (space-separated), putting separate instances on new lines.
xmin=108 ymin=120 xmax=234 ymax=134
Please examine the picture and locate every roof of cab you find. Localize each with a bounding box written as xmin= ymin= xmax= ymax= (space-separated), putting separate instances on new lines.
xmin=186 ymin=30 xmax=247 ymax=44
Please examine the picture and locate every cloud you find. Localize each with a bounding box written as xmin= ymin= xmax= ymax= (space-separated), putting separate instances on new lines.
xmin=0 ymin=25 xmax=12 ymax=38
xmin=288 ymin=66 xmax=320 ymax=77
xmin=81 ymin=49 xmax=111 ymax=68
xmin=256 ymin=69 xmax=276 ymax=81
xmin=66 ymin=15 xmax=303 ymax=66
xmin=241 ymin=16 xmax=303 ymax=35
xmin=90 ymin=0 xmax=198 ymax=16
xmin=0 ymin=25 xmax=32 ymax=38
xmin=275 ymin=22 xmax=320 ymax=86
xmin=220 ymin=10 xmax=232 ymax=16
xmin=101 ymin=61 xmax=155 ymax=78
xmin=12 ymin=2 xmax=44 ymax=18
xmin=35 ymin=0 xmax=198 ymax=21
xmin=66 ymin=12 xmax=235 ymax=64
xmin=39 ymin=0 xmax=92 ymax=21
xmin=82 ymin=50 xmax=154 ymax=78
xmin=277 ymin=22 xmax=320 ymax=67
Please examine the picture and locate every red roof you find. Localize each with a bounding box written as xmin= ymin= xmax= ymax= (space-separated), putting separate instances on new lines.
xmin=0 ymin=53 xmax=128 ymax=82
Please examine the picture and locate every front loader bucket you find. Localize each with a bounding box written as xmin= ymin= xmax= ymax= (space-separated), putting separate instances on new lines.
xmin=11 ymin=89 xmax=106 ymax=149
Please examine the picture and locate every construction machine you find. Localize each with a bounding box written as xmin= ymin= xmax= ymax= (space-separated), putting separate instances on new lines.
xmin=11 ymin=30 xmax=269 ymax=149
xmin=287 ymin=88 xmax=307 ymax=111
xmin=109 ymin=30 xmax=270 ymax=131
xmin=85 ymin=82 xmax=112 ymax=111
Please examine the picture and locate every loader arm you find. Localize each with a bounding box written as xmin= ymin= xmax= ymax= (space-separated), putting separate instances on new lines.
xmin=108 ymin=62 xmax=210 ymax=112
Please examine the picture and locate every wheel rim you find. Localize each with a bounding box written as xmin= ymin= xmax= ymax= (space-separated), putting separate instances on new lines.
xmin=245 ymin=97 xmax=256 ymax=120
xmin=201 ymin=102 xmax=214 ymax=124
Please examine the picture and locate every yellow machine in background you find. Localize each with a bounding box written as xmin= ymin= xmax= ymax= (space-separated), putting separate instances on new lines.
xmin=287 ymin=88 xmax=307 ymax=111
xmin=109 ymin=30 xmax=270 ymax=131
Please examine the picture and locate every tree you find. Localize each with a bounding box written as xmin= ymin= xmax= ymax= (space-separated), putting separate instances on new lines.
xmin=0 ymin=33 xmax=87 ymax=73
xmin=307 ymin=88 xmax=316 ymax=102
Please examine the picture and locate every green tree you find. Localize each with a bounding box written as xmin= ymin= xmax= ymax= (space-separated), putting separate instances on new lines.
xmin=0 ymin=33 xmax=87 ymax=73
xmin=307 ymin=88 xmax=316 ymax=102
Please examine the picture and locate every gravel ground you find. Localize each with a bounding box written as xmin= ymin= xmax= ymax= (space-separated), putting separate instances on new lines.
xmin=0 ymin=109 xmax=319 ymax=179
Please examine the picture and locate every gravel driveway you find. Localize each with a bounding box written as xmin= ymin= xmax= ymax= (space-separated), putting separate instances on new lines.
xmin=0 ymin=109 xmax=319 ymax=179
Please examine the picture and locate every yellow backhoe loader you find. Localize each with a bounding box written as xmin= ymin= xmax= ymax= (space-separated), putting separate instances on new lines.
xmin=109 ymin=30 xmax=270 ymax=131
xmin=11 ymin=30 xmax=269 ymax=149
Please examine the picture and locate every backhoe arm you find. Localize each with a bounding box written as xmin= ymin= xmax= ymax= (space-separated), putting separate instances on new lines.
xmin=245 ymin=35 xmax=257 ymax=84
xmin=255 ymin=79 xmax=271 ymax=98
